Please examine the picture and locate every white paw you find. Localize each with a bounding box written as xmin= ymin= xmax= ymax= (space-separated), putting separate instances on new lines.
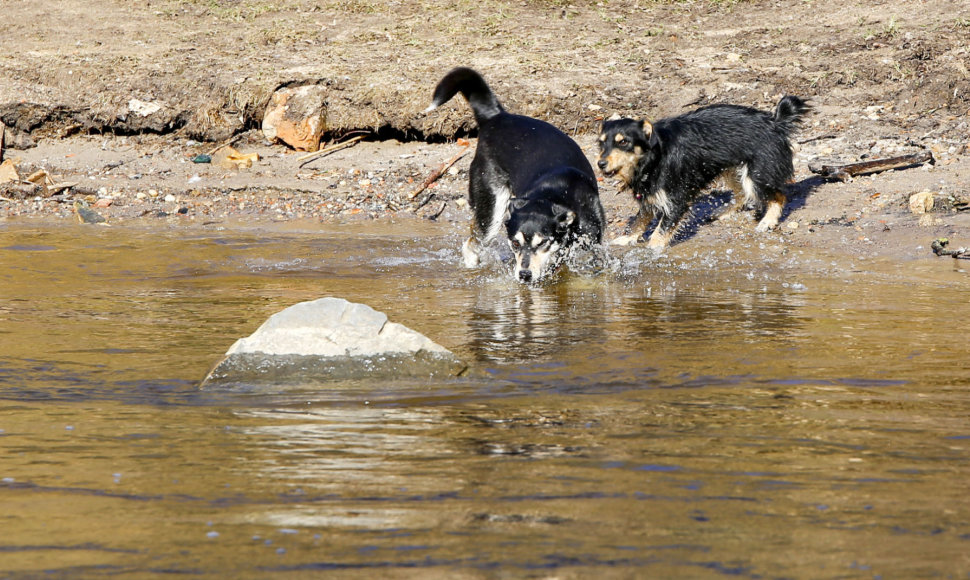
xmin=611 ymin=234 xmax=641 ymax=246
xmin=461 ymin=239 xmax=481 ymax=268
xmin=755 ymin=220 xmax=778 ymax=233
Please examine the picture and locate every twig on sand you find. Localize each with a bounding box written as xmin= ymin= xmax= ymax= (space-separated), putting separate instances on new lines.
xmin=809 ymin=150 xmax=934 ymax=182
xmin=429 ymin=201 xmax=448 ymax=220
xmin=408 ymin=146 xmax=469 ymax=200
xmin=297 ymin=135 xmax=366 ymax=167
xmin=205 ymin=133 xmax=243 ymax=157
xmin=798 ymin=133 xmax=837 ymax=145
xmin=931 ymin=238 xmax=970 ymax=259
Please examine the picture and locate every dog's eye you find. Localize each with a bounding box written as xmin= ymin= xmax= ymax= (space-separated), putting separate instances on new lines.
xmin=510 ymin=240 xmax=521 ymax=250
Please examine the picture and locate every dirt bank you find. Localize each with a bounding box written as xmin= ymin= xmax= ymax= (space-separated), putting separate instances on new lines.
xmin=1 ymin=0 xmax=969 ymax=262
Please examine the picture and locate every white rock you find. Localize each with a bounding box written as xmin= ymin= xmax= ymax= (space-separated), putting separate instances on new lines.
xmin=203 ymin=298 xmax=465 ymax=388
xmin=226 ymin=298 xmax=450 ymax=357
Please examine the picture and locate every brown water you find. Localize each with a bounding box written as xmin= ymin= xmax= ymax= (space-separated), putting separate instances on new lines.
xmin=1 ymin=221 xmax=969 ymax=579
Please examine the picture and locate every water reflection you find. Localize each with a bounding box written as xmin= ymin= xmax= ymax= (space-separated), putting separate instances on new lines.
xmin=466 ymin=277 xmax=611 ymax=362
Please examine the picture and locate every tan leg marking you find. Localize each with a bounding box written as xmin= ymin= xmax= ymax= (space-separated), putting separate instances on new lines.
xmin=755 ymin=191 xmax=786 ymax=232
xmin=646 ymin=217 xmax=676 ymax=250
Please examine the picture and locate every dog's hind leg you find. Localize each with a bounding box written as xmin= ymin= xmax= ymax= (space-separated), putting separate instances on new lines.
xmin=716 ymin=166 xmax=751 ymax=221
xmin=755 ymin=191 xmax=786 ymax=232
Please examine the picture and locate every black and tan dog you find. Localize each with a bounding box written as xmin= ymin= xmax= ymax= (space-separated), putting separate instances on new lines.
xmin=425 ymin=67 xmax=605 ymax=283
xmin=597 ymin=96 xmax=810 ymax=249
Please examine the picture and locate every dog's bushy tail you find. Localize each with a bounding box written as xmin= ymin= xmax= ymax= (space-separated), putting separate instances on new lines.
xmin=773 ymin=96 xmax=810 ymax=135
xmin=425 ymin=67 xmax=504 ymax=125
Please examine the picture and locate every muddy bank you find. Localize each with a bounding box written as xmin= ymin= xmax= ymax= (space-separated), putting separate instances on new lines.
xmin=2 ymin=0 xmax=968 ymax=142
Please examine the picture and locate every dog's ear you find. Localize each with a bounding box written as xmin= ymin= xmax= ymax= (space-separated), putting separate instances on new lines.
xmin=553 ymin=204 xmax=576 ymax=230
xmin=639 ymin=119 xmax=660 ymax=148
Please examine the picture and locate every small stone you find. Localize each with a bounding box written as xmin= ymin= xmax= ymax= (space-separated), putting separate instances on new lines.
xmin=135 ymin=192 xmax=147 ymax=200
xmin=128 ymin=99 xmax=162 ymax=117
xmin=165 ymin=194 xmax=177 ymax=203
xmin=909 ymin=191 xmax=935 ymax=215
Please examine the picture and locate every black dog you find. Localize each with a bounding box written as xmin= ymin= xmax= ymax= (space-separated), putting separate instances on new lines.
xmin=597 ymin=96 xmax=810 ymax=249
xmin=425 ymin=67 xmax=605 ymax=282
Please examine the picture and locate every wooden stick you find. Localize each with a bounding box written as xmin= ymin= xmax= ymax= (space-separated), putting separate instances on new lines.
xmin=0 ymin=120 xmax=5 ymax=163
xmin=809 ymin=150 xmax=934 ymax=182
xmin=408 ymin=146 xmax=469 ymax=200
xmin=205 ymin=133 xmax=243 ymax=156
xmin=297 ymin=135 xmax=366 ymax=166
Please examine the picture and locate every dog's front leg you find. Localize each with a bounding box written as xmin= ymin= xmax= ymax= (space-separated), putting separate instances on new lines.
xmin=462 ymin=223 xmax=484 ymax=268
xmin=646 ymin=221 xmax=676 ymax=250
xmin=611 ymin=204 xmax=653 ymax=246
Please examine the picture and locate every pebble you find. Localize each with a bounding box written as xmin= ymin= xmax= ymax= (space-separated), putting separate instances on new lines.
xmin=165 ymin=194 xmax=177 ymax=203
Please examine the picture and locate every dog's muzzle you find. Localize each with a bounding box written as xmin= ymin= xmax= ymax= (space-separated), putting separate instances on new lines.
xmin=518 ymin=269 xmax=533 ymax=282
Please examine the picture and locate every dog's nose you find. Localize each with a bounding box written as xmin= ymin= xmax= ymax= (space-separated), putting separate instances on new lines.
xmin=597 ymin=159 xmax=607 ymax=170
xmin=518 ymin=269 xmax=533 ymax=282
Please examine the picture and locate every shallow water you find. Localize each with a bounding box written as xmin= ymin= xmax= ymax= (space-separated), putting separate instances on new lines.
xmin=1 ymin=221 xmax=968 ymax=578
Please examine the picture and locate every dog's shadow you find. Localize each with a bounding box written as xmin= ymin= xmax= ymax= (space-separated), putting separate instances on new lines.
xmin=648 ymin=175 xmax=828 ymax=244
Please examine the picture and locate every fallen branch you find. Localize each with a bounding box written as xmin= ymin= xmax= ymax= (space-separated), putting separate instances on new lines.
xmin=931 ymin=238 xmax=970 ymax=259
xmin=809 ymin=150 xmax=934 ymax=182
xmin=297 ymin=135 xmax=366 ymax=167
xmin=408 ymin=146 xmax=469 ymax=200
xmin=0 ymin=120 xmax=5 ymax=163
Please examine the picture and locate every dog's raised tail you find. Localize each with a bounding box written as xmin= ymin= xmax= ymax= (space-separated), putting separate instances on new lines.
xmin=424 ymin=67 xmax=504 ymax=125
xmin=773 ymin=96 xmax=810 ymax=133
